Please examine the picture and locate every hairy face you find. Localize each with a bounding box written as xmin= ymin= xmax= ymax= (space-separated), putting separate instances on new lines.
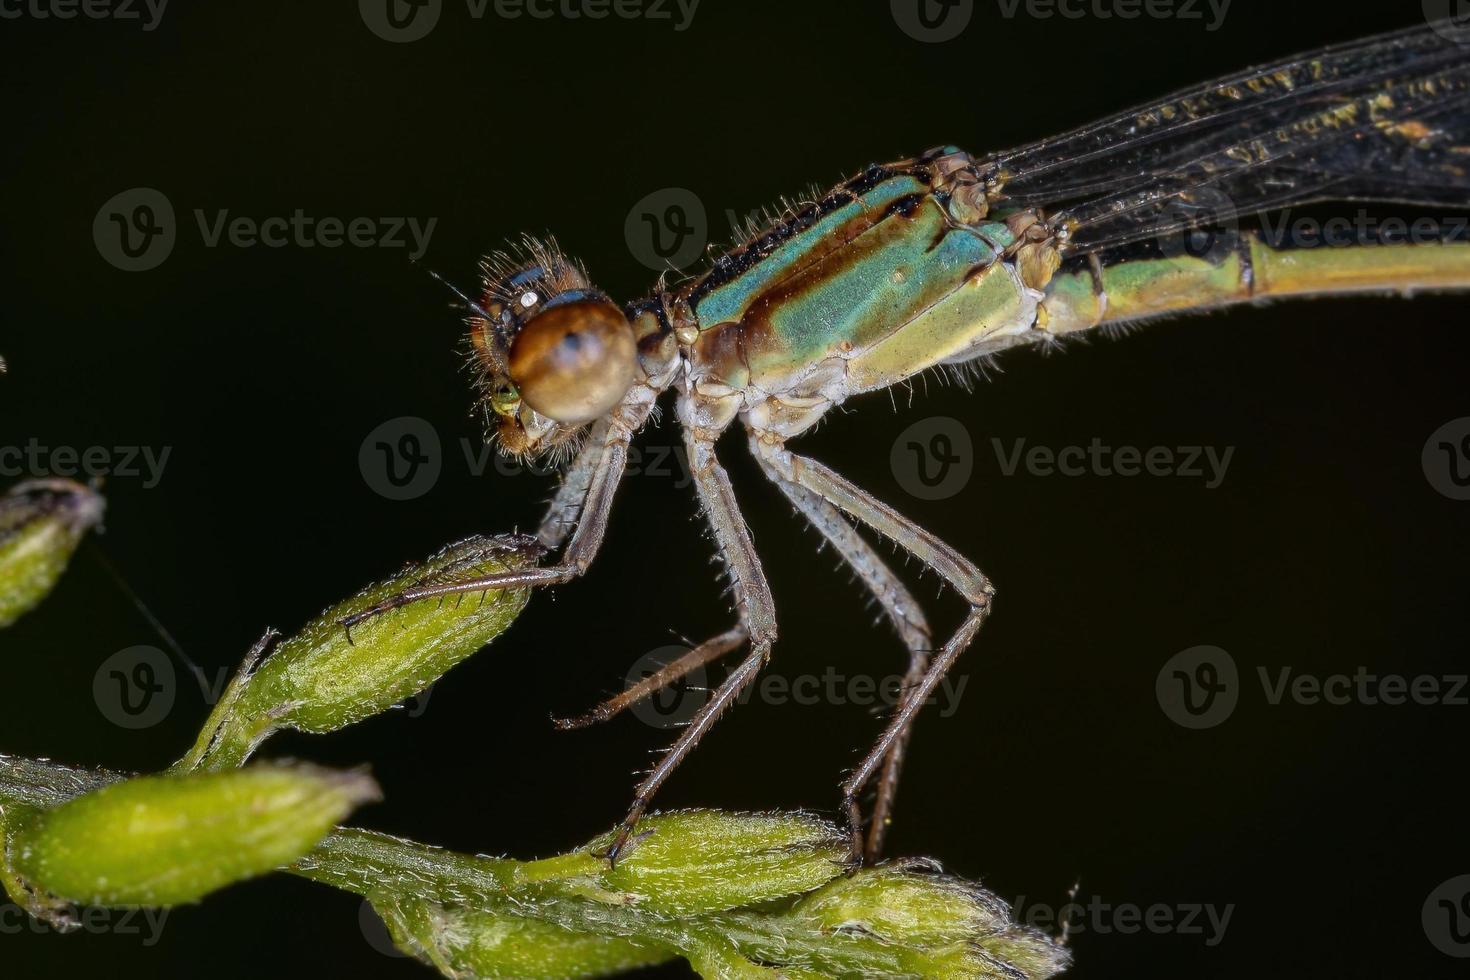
xmin=467 ymin=239 xmax=636 ymax=460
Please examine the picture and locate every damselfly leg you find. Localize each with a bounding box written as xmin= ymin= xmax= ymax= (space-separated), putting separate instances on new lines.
xmin=601 ymin=431 xmax=778 ymax=861
xmin=340 ymin=412 xmax=637 ymax=633
xmin=755 ymin=439 xmax=995 ymax=863
xmin=551 ymin=626 xmax=748 ymax=730
xmin=757 ymin=462 xmax=935 ymax=863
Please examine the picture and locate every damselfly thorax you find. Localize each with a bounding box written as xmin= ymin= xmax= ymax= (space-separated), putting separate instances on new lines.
xmin=346 ymin=21 xmax=1470 ymax=863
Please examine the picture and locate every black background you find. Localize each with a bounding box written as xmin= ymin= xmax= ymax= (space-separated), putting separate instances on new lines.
xmin=2 ymin=1 xmax=1468 ymax=977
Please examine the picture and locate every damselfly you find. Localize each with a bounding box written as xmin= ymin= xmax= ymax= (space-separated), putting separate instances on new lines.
xmin=346 ymin=20 xmax=1470 ymax=862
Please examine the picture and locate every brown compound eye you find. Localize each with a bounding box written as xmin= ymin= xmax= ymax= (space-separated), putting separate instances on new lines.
xmin=507 ymin=298 xmax=637 ymax=424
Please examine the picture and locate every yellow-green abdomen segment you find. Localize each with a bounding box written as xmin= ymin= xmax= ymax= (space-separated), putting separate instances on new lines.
xmin=1041 ymin=237 xmax=1470 ymax=335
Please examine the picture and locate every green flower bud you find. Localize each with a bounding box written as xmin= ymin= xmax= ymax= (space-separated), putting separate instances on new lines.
xmin=6 ymin=763 xmax=379 ymax=911
xmin=791 ymin=867 xmax=1009 ymax=946
xmin=0 ymin=480 xmax=104 ymax=628
xmin=591 ymin=810 xmax=849 ymax=916
xmin=180 ymin=535 xmax=538 ymax=769
xmin=374 ymin=892 xmax=673 ymax=980
xmin=791 ymin=868 xmax=1070 ymax=980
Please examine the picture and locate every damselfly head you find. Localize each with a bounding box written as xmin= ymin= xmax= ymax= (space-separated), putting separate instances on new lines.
xmin=468 ymin=238 xmax=637 ymax=458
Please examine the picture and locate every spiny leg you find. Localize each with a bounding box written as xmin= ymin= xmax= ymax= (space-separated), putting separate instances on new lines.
xmin=341 ymin=418 xmax=634 ymax=630
xmin=755 ymin=440 xmax=993 ymax=862
xmin=755 ymin=450 xmax=934 ymax=862
xmin=551 ymin=625 xmax=748 ymax=730
xmin=537 ymin=418 xmax=608 ymax=552
xmin=604 ymin=432 xmax=777 ymax=861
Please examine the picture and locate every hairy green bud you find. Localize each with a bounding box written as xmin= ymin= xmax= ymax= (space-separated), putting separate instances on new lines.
xmin=6 ymin=763 xmax=378 ymax=913
xmin=180 ymin=535 xmax=537 ymax=769
xmin=0 ymin=480 xmax=104 ymax=628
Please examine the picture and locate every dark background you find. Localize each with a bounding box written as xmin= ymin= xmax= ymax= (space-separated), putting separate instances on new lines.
xmin=2 ymin=1 xmax=1468 ymax=977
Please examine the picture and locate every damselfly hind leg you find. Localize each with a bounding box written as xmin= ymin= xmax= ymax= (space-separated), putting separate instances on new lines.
xmin=754 ymin=439 xmax=994 ymax=864
xmin=601 ymin=433 xmax=777 ymax=862
xmin=756 ymin=457 xmax=935 ymax=862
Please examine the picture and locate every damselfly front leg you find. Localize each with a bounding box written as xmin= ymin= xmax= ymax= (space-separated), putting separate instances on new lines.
xmin=342 ymin=244 xmax=672 ymax=634
xmin=341 ymin=412 xmax=636 ymax=631
xmin=601 ymin=427 xmax=779 ymax=861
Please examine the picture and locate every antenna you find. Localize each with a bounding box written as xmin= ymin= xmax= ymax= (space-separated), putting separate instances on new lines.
xmin=412 ymin=258 xmax=495 ymax=322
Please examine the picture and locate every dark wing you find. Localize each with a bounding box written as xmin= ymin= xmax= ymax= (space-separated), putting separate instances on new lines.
xmin=974 ymin=22 xmax=1470 ymax=257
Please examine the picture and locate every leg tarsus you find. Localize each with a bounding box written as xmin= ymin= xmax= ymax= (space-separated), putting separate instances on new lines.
xmin=552 ymin=626 xmax=748 ymax=730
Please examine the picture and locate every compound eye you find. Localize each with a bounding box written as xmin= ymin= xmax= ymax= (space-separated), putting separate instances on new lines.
xmin=507 ymin=299 xmax=636 ymax=424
